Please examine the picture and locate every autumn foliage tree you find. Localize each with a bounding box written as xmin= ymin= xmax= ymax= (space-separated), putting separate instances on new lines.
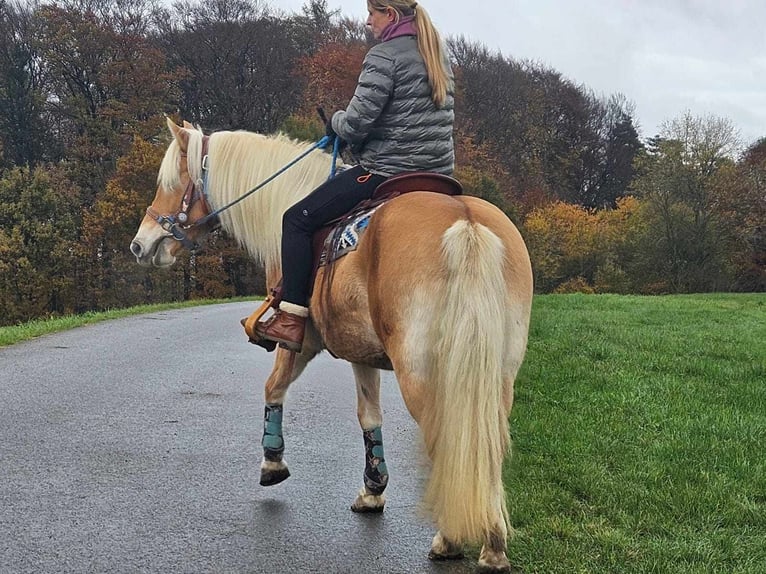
xmin=34 ymin=0 xmax=176 ymax=199
xmin=0 ymin=164 xmax=80 ymax=322
xmin=711 ymin=138 xmax=766 ymax=291
xmin=523 ymin=197 xmax=645 ymax=293
xmin=0 ymin=0 xmax=763 ymax=327
xmin=293 ymin=41 xmax=368 ymax=121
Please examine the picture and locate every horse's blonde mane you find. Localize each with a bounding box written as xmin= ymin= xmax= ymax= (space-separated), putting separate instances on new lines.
xmin=157 ymin=139 xmax=182 ymax=192
xmin=159 ymin=127 xmax=334 ymax=273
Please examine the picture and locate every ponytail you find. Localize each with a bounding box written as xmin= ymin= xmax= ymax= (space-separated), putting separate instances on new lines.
xmin=413 ymin=4 xmax=452 ymax=108
xmin=368 ymin=1 xmax=453 ymax=108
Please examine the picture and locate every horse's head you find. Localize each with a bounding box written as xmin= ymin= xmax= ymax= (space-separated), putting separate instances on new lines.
xmin=130 ymin=118 xmax=216 ymax=267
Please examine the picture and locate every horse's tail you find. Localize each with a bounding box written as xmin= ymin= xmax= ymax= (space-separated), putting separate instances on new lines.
xmin=422 ymin=218 xmax=516 ymax=544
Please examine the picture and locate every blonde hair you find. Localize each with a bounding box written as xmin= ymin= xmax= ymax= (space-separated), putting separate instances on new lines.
xmin=368 ymin=1 xmax=452 ymax=108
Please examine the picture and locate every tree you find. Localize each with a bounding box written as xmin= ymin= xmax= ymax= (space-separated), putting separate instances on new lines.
xmin=77 ymin=135 xmax=167 ymax=309
xmin=523 ymin=201 xmax=600 ymax=292
xmin=288 ymin=0 xmax=363 ymax=50
xmin=712 ymin=138 xmax=766 ymax=291
xmin=293 ymin=40 xmax=367 ymax=120
xmin=599 ymin=108 xmax=642 ymax=207
xmin=522 ymin=196 xmax=646 ymax=293
xmin=0 ymin=0 xmax=50 ymax=167
xmin=33 ymin=0 xmax=177 ymax=198
xmin=447 ymin=37 xmax=641 ymax=212
xmin=154 ymin=0 xmax=306 ymax=132
xmin=630 ymin=112 xmax=740 ymax=292
xmin=0 ymin=165 xmax=80 ymax=324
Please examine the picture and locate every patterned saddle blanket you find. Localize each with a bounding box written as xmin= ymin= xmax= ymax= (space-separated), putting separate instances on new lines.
xmin=315 ymin=204 xmax=382 ymax=268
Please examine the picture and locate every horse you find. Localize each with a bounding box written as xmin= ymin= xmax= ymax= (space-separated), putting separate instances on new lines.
xmin=130 ymin=118 xmax=533 ymax=573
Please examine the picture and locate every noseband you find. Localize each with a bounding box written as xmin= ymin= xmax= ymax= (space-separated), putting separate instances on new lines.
xmin=146 ymin=135 xmax=217 ymax=251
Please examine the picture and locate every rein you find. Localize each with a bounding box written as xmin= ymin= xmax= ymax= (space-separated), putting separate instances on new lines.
xmin=147 ymin=133 xmax=335 ymax=251
xmin=194 ymin=135 xmax=333 ymax=228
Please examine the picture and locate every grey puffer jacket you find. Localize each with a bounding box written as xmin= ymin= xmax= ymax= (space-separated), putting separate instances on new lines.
xmin=331 ymin=35 xmax=455 ymax=177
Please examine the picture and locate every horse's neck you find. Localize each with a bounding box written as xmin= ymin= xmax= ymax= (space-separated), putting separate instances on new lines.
xmin=207 ymin=131 xmax=331 ymax=271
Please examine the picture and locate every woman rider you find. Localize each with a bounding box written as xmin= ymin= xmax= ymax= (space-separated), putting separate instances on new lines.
xmin=253 ymin=0 xmax=455 ymax=353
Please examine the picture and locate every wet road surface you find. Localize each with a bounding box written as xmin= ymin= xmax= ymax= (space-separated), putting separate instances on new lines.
xmin=1 ymin=302 xmax=477 ymax=573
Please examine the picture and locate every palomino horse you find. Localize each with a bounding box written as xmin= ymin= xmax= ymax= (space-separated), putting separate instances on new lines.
xmin=130 ymin=118 xmax=533 ymax=572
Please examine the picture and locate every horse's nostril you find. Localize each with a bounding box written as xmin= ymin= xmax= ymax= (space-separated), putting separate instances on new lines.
xmin=130 ymin=241 xmax=142 ymax=258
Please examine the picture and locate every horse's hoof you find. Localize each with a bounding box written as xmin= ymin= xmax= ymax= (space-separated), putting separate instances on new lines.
xmin=350 ymin=487 xmax=385 ymax=513
xmin=260 ymin=466 xmax=290 ymax=486
xmin=477 ymin=554 xmax=512 ymax=573
xmin=429 ymin=531 xmax=464 ymax=561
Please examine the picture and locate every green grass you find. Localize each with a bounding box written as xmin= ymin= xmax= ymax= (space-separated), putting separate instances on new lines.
xmin=507 ymin=293 xmax=766 ymax=573
xmin=0 ymin=298 xmax=254 ymax=347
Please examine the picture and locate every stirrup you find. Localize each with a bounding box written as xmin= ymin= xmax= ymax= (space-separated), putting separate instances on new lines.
xmin=241 ymin=296 xmax=277 ymax=351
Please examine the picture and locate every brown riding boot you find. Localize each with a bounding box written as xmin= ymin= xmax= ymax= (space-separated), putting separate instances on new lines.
xmin=254 ymin=302 xmax=308 ymax=353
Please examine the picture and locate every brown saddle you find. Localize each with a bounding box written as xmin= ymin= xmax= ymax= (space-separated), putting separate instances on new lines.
xmin=371 ymin=171 xmax=463 ymax=201
xmin=242 ymin=172 xmax=463 ymax=340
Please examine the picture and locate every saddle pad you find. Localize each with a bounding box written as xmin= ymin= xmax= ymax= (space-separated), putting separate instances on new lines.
xmin=319 ymin=204 xmax=383 ymax=267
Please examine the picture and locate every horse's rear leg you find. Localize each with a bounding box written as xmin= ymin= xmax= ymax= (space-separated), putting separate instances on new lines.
xmin=260 ymin=344 xmax=318 ymax=486
xmin=350 ymin=364 xmax=388 ymax=513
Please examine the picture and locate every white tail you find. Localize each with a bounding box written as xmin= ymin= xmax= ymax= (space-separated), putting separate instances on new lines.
xmin=422 ymin=219 xmax=513 ymax=544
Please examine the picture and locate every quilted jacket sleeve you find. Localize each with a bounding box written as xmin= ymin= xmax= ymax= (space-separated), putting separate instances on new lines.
xmin=331 ymin=49 xmax=395 ymax=144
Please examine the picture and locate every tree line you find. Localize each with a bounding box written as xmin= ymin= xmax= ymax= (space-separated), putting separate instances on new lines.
xmin=0 ymin=0 xmax=763 ymax=326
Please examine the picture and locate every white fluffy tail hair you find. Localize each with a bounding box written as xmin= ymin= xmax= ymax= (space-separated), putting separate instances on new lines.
xmin=422 ymin=219 xmax=514 ymax=544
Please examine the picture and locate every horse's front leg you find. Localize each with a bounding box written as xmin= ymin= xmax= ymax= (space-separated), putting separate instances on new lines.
xmin=350 ymin=363 xmax=388 ymax=513
xmin=260 ymin=345 xmax=317 ymax=486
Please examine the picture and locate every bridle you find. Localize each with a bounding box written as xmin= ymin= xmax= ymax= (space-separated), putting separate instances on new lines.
xmin=145 ymin=135 xmax=217 ymax=251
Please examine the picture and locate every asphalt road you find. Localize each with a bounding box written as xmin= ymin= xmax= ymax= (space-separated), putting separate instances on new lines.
xmin=0 ymin=302 xmax=476 ymax=574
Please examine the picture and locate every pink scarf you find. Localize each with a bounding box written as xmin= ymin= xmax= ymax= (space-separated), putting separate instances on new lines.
xmin=381 ymin=15 xmax=417 ymax=41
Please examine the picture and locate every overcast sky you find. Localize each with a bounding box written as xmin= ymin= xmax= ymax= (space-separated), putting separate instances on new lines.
xmin=271 ymin=0 xmax=766 ymax=147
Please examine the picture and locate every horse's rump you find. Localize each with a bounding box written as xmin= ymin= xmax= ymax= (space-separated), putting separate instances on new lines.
xmin=310 ymin=190 xmax=532 ymax=374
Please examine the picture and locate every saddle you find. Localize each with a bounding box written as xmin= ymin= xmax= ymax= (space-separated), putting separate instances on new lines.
xmin=371 ymin=171 xmax=462 ymax=201
xmin=312 ymin=171 xmax=462 ymax=270
xmin=242 ymin=172 xmax=462 ymax=338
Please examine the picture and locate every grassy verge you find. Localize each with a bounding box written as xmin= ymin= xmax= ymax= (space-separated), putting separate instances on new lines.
xmin=507 ymin=293 xmax=766 ymax=573
xmin=0 ymin=298 xmax=254 ymax=348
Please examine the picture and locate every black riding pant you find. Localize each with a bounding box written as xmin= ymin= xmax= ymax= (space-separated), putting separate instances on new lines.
xmin=281 ymin=165 xmax=387 ymax=306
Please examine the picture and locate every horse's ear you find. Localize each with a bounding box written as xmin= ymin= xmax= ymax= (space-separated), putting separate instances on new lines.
xmin=166 ymin=116 xmax=189 ymax=152
xmin=182 ymin=120 xmax=195 ymax=130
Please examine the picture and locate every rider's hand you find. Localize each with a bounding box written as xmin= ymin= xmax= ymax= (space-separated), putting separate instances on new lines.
xmin=325 ymin=117 xmax=337 ymax=140
xmin=324 ymin=114 xmax=347 ymax=152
